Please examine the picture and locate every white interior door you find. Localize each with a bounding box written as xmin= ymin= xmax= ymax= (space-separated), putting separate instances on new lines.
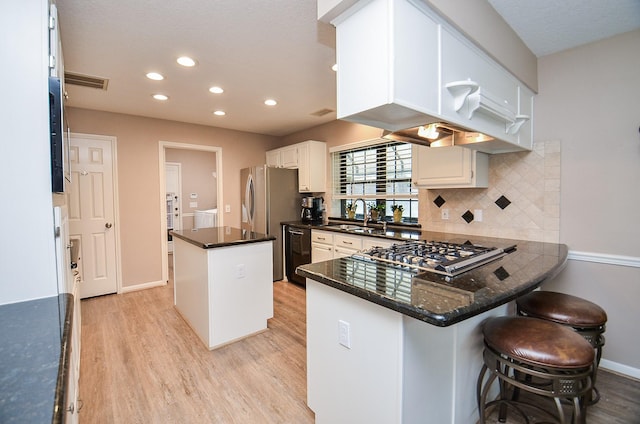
xmin=68 ymin=135 xmax=118 ymax=298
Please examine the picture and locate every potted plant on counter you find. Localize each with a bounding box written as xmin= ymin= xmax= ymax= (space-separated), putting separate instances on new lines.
xmin=391 ymin=204 xmax=404 ymax=223
xmin=346 ymin=202 xmax=356 ymax=220
xmin=369 ymin=202 xmax=385 ymax=221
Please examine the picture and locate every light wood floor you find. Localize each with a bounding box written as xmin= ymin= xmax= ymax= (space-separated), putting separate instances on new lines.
xmin=79 ymin=276 xmax=640 ymax=423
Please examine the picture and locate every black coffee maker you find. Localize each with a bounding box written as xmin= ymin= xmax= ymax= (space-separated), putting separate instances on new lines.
xmin=301 ymin=197 xmax=323 ymax=222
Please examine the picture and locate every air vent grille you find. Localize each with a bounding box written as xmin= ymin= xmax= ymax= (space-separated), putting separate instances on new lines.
xmin=64 ymin=71 xmax=109 ymax=90
xmin=310 ymin=108 xmax=334 ymax=117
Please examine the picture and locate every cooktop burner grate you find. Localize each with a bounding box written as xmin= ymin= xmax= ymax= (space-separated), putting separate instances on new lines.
xmin=353 ymin=240 xmax=507 ymax=277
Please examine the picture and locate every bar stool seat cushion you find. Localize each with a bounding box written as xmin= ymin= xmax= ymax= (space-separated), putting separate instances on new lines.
xmin=517 ymin=291 xmax=607 ymax=327
xmin=483 ymin=316 xmax=595 ymax=369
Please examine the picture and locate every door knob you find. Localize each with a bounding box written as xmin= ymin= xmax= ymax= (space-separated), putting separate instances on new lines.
xmin=105 ymin=222 xmax=113 ymax=229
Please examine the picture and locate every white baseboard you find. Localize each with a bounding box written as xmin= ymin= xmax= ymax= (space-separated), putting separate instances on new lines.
xmin=600 ymin=359 xmax=640 ymax=380
xmin=120 ymin=279 xmax=166 ymax=293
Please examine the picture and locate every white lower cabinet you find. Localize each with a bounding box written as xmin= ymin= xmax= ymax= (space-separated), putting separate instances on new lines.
xmin=66 ymin=273 xmax=82 ymax=423
xmin=312 ymin=230 xmax=335 ymax=263
xmin=362 ymin=237 xmax=393 ymax=250
xmin=333 ymin=234 xmax=362 ymax=258
xmin=412 ymin=145 xmax=489 ymax=188
xmin=311 ymin=230 xmax=394 ymax=263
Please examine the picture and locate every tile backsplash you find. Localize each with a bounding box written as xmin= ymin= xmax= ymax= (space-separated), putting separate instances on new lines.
xmin=419 ymin=140 xmax=561 ymax=243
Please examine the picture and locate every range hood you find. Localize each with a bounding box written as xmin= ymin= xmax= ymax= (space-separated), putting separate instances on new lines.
xmin=382 ymin=123 xmax=495 ymax=148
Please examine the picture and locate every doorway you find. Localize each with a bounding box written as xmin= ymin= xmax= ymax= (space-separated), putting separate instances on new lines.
xmin=158 ymin=141 xmax=223 ymax=285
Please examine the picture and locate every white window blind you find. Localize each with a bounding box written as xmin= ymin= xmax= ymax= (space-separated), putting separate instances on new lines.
xmin=332 ymin=141 xmax=417 ymax=200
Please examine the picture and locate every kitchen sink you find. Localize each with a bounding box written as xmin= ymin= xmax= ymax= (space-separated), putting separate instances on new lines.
xmin=326 ymin=224 xmax=364 ymax=231
xmin=325 ymin=224 xmax=388 ymax=235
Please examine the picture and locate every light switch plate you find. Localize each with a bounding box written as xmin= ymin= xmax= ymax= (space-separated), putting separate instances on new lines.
xmin=189 ymin=201 xmax=198 ymax=208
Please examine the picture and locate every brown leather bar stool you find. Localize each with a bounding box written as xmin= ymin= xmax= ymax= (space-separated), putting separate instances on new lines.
xmin=477 ymin=316 xmax=594 ymax=424
xmin=516 ymin=291 xmax=607 ymax=403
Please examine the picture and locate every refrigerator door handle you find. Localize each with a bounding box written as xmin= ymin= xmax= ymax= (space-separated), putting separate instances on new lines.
xmin=244 ymin=173 xmax=255 ymax=228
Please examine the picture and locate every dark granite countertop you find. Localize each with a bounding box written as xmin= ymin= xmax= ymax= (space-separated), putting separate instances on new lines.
xmin=171 ymin=227 xmax=275 ymax=249
xmin=0 ymin=294 xmax=73 ymax=423
xmin=282 ymin=219 xmax=423 ymax=241
xmin=296 ymin=230 xmax=568 ymax=327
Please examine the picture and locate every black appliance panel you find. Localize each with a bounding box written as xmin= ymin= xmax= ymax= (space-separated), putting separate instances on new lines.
xmin=285 ymin=226 xmax=311 ymax=285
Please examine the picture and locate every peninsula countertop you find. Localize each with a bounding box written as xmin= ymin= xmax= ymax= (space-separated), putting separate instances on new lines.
xmin=296 ymin=229 xmax=568 ymax=327
xmin=170 ymin=227 xmax=275 ymax=249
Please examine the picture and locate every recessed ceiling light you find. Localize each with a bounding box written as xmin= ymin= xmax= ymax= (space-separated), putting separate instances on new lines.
xmin=153 ymin=94 xmax=168 ymax=101
xmin=176 ymin=56 xmax=197 ymax=67
xmin=332 ymin=64 xmax=338 ymax=72
xmin=209 ymin=86 xmax=224 ymax=94
xmin=264 ymin=99 xmax=277 ymax=106
xmin=146 ymin=72 xmax=164 ymax=81
xmin=213 ymin=110 xmax=226 ymax=116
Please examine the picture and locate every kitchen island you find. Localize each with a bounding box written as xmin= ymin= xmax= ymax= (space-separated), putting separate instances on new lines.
xmin=171 ymin=227 xmax=275 ymax=350
xmin=296 ymin=231 xmax=568 ymax=424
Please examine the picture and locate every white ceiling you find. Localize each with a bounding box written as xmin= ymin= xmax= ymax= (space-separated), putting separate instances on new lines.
xmin=488 ymin=0 xmax=640 ymax=57
xmin=55 ymin=0 xmax=640 ymax=137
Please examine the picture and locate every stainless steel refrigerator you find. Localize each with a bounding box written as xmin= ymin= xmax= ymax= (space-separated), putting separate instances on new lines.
xmin=241 ymin=165 xmax=301 ymax=281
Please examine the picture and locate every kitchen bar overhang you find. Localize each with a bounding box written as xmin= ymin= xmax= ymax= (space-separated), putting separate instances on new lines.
xmin=297 ymin=231 xmax=568 ymax=326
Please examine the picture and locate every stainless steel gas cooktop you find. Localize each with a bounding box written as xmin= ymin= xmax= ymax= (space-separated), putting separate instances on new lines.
xmin=352 ymin=240 xmax=510 ymax=277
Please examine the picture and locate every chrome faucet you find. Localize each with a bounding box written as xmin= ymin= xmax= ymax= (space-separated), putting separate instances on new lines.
xmin=354 ymin=198 xmax=368 ymax=227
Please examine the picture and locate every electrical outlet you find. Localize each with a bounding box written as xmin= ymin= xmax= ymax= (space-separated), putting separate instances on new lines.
xmin=225 ymin=204 xmax=231 ymax=213
xmin=474 ymin=209 xmax=483 ymax=222
xmin=441 ymin=208 xmax=450 ymax=220
xmin=236 ymin=264 xmax=246 ymax=279
xmin=338 ymin=320 xmax=351 ymax=349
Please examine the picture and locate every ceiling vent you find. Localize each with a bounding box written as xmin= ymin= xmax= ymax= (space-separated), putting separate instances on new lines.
xmin=64 ymin=71 xmax=109 ymax=90
xmin=310 ymin=108 xmax=334 ymax=117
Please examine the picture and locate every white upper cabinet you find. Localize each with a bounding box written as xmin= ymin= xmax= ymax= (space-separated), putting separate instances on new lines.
xmin=412 ymin=145 xmax=489 ymax=188
xmin=297 ymin=141 xmax=327 ymax=192
xmin=266 ymin=145 xmax=299 ymax=169
xmin=330 ymin=0 xmax=534 ymax=154
xmin=266 ymin=140 xmax=327 ymax=193
xmin=335 ymin=0 xmax=439 ymax=131
xmin=440 ymin=28 xmax=533 ymax=152
xmin=49 ymin=4 xmax=64 ymax=78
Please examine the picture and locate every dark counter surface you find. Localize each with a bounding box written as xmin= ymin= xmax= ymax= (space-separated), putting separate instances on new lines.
xmin=171 ymin=227 xmax=275 ymax=249
xmin=282 ymin=219 xmax=423 ymax=241
xmin=296 ymin=228 xmax=568 ymax=327
xmin=0 ymin=294 xmax=73 ymax=423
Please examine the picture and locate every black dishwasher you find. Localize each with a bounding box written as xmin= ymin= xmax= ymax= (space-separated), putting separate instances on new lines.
xmin=285 ymin=225 xmax=311 ymax=286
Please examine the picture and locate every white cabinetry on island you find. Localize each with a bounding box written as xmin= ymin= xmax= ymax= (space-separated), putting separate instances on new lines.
xmin=171 ymin=228 xmax=274 ymax=350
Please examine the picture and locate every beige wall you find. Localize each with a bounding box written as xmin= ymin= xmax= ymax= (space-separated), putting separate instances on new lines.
xmin=537 ymin=30 xmax=640 ymax=372
xmin=66 ymin=107 xmax=279 ymax=288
